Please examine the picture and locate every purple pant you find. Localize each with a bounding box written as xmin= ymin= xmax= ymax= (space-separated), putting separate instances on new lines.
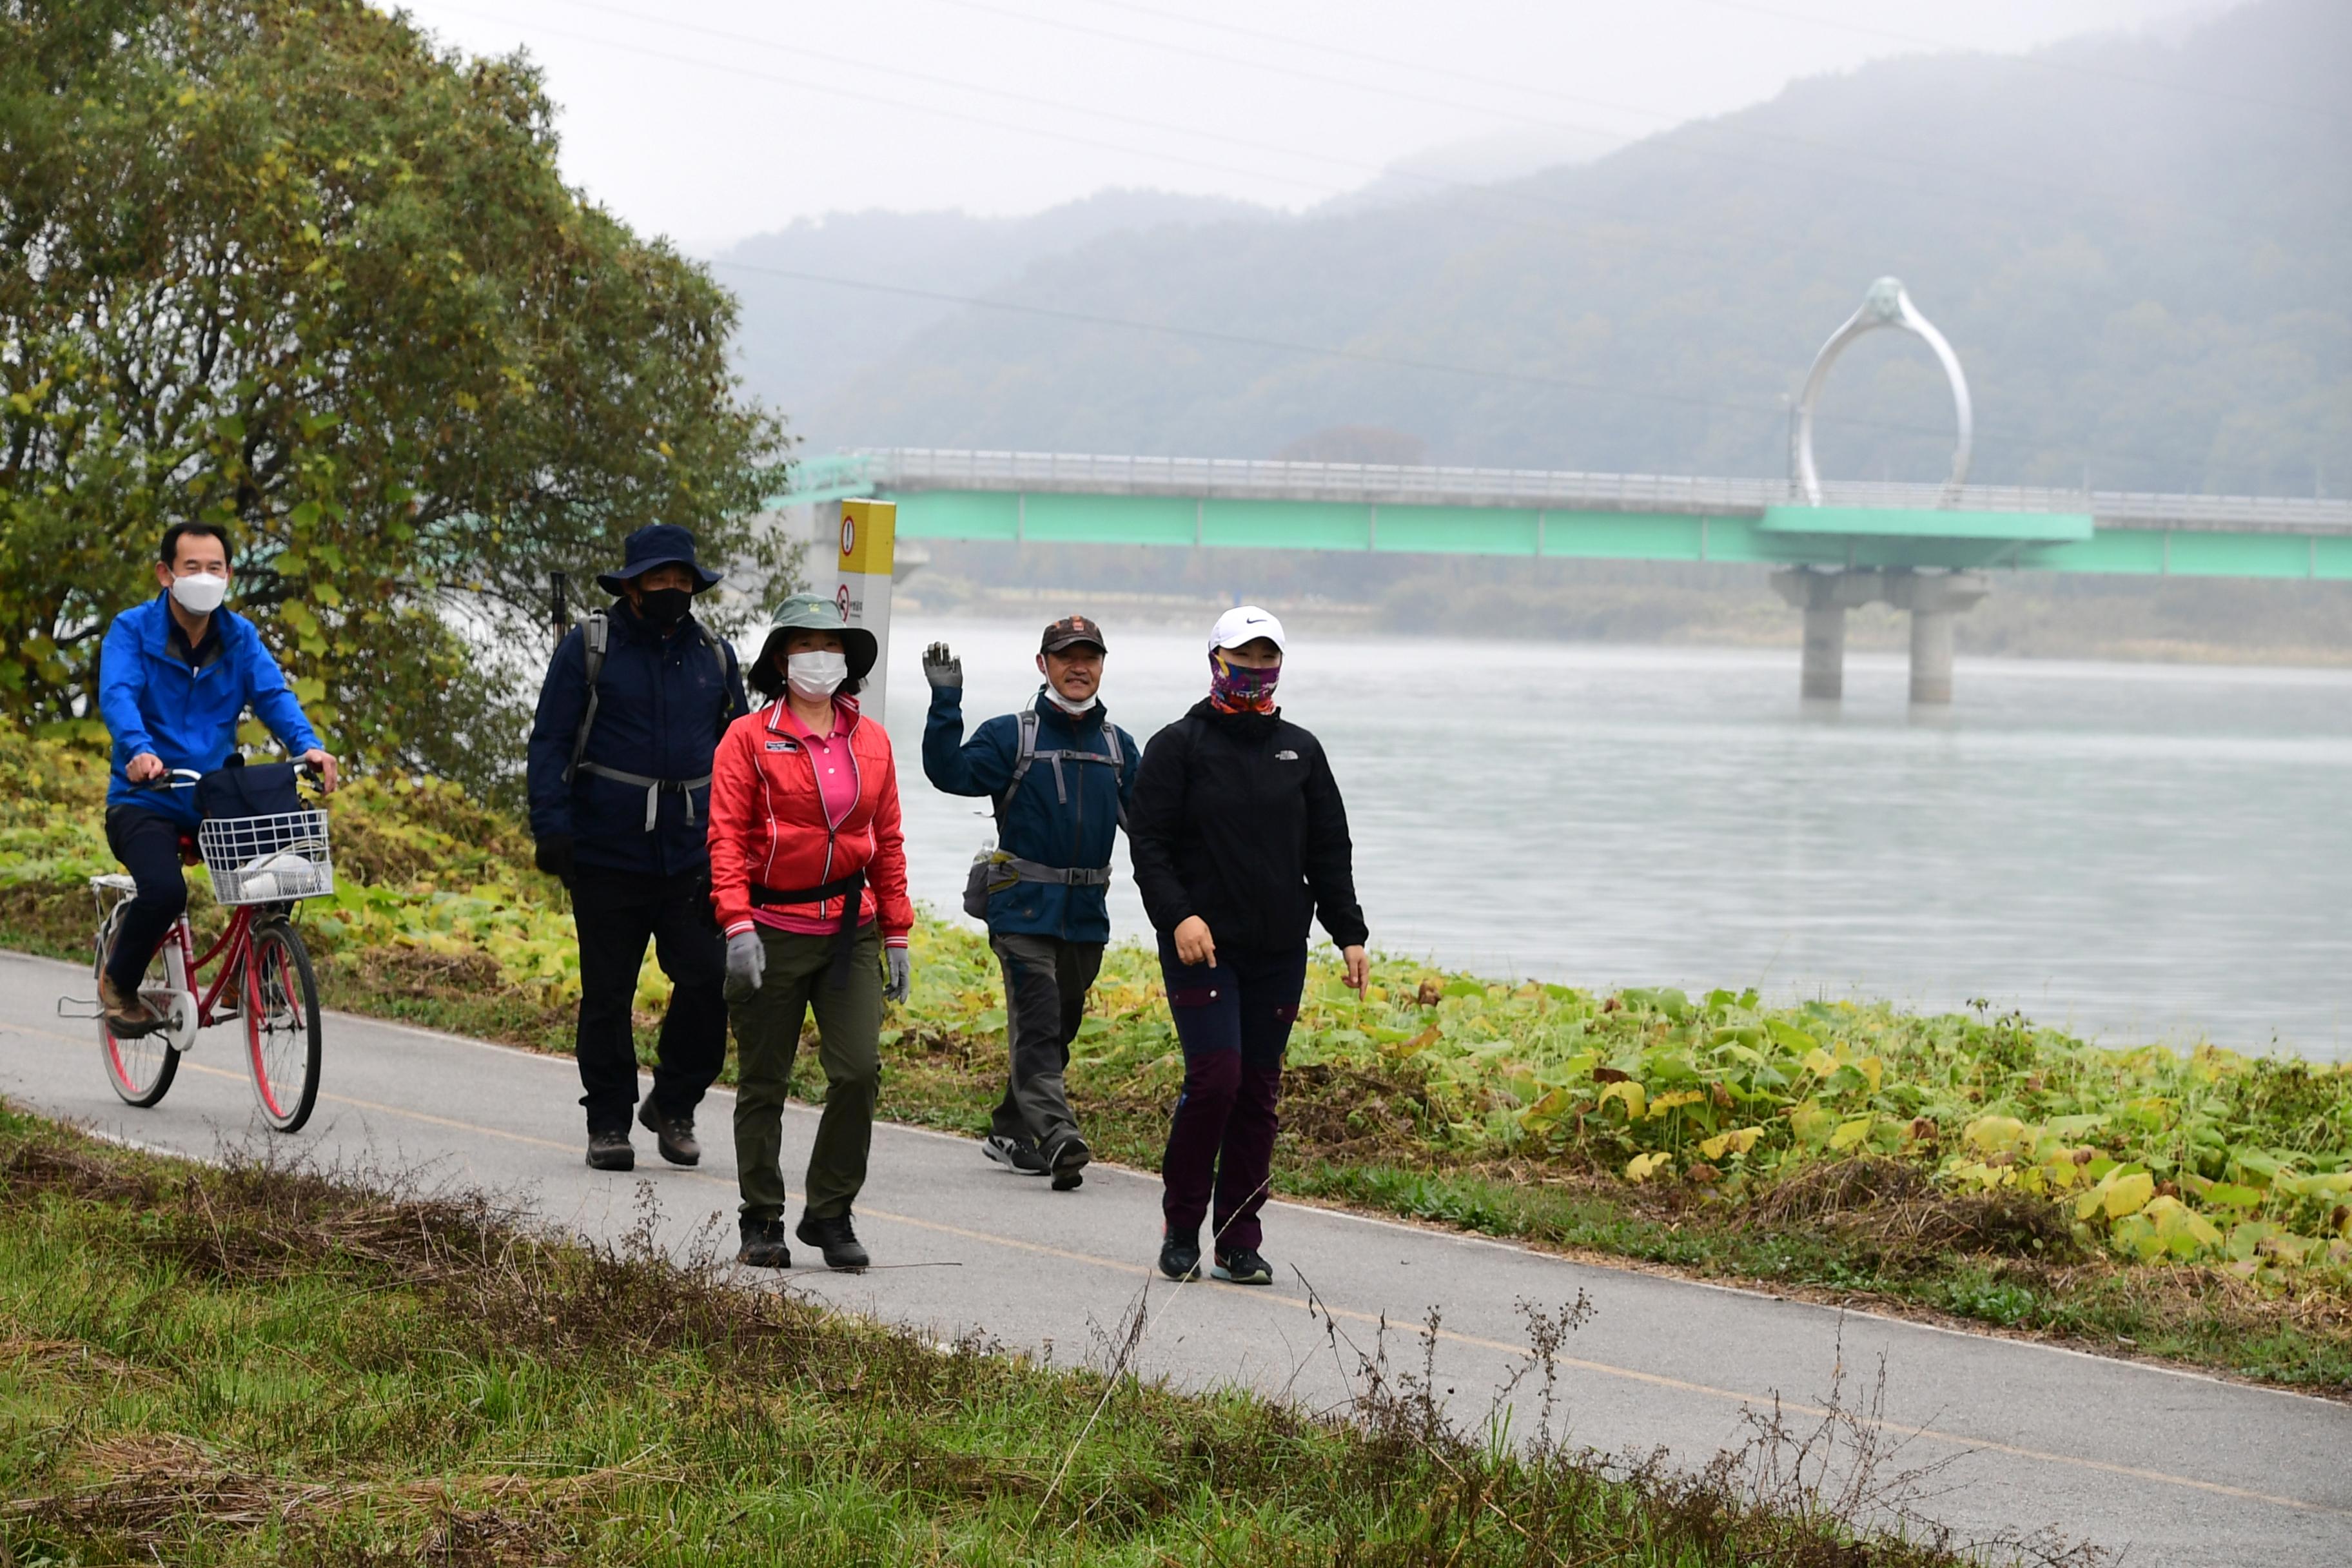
xmin=1157 ymin=938 xmax=1308 ymax=1255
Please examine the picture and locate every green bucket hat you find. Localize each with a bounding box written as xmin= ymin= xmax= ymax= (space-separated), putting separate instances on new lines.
xmin=755 ymin=591 xmax=879 ymax=684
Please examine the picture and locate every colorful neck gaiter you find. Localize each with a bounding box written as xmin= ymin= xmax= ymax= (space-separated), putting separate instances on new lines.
xmin=1208 ymin=652 xmax=1280 ymax=714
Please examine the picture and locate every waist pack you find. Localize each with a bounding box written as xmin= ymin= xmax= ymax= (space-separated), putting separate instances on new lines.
xmin=962 ymin=850 xmax=1113 ymax=919
xmin=195 ymin=760 xmax=303 ymax=820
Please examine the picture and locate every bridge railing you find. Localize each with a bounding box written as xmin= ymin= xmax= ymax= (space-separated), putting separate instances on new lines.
xmin=781 ymin=449 xmax=2352 ymax=536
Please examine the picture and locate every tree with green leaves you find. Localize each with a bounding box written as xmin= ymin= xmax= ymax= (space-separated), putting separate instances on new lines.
xmin=0 ymin=0 xmax=794 ymax=795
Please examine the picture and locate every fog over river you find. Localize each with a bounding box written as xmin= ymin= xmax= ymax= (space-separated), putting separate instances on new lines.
xmin=873 ymin=616 xmax=2351 ymax=1059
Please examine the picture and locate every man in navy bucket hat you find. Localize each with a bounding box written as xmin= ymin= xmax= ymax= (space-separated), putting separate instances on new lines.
xmin=528 ymin=524 xmax=748 ymax=1172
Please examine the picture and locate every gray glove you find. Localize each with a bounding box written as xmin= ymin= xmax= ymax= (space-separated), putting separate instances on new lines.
xmin=724 ymin=930 xmax=765 ymax=1002
xmin=922 ymin=642 xmax=961 ymax=690
xmin=883 ymin=946 xmax=912 ymax=1004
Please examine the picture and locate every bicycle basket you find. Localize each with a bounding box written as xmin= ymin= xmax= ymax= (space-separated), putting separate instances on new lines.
xmin=196 ymin=810 xmax=334 ymax=905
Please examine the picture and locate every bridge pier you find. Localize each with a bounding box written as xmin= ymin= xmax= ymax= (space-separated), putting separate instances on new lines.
xmin=1802 ymin=603 xmax=1845 ymax=700
xmin=1770 ymin=569 xmax=1989 ymax=705
xmin=1772 ymin=569 xmax=1885 ymax=701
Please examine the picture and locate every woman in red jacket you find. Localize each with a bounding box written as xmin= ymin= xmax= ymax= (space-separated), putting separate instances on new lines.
xmin=707 ymin=593 xmax=914 ymax=1272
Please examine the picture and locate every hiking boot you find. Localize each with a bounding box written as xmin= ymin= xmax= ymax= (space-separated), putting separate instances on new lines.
xmin=99 ymin=972 xmax=159 ymax=1037
xmin=585 ymin=1128 xmax=634 ymax=1171
xmin=796 ymin=1210 xmax=870 ymax=1271
xmin=738 ymin=1217 xmax=791 ymax=1269
xmin=981 ymin=1133 xmax=1049 ymax=1175
xmin=637 ymin=1099 xmax=701 ymax=1166
xmin=1158 ymin=1225 xmax=1202 ymax=1282
xmin=1044 ymin=1133 xmax=1090 ymax=1192
xmin=1212 ymin=1248 xmax=1273 ymax=1286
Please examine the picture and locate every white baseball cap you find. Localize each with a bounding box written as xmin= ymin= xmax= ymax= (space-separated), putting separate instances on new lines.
xmin=1208 ymin=605 xmax=1286 ymax=654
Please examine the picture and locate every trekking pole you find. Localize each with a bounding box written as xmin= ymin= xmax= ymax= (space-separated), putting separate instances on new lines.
xmin=550 ymin=570 xmax=570 ymax=641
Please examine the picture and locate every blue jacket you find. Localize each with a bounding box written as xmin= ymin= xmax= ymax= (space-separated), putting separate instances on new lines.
xmin=924 ymin=684 xmax=1138 ymax=943
xmin=526 ymin=602 xmax=747 ymax=877
xmin=99 ymin=596 xmax=322 ymax=829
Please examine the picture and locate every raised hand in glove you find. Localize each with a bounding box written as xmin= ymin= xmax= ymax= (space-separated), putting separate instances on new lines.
xmin=883 ymin=946 xmax=912 ymax=1004
xmin=534 ymin=834 xmax=575 ymax=882
xmin=724 ymin=930 xmax=766 ymax=1002
xmin=921 ymin=642 xmax=962 ymax=690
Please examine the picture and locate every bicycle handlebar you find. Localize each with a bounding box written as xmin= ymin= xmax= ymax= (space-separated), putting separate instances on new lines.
xmin=125 ymin=760 xmax=326 ymax=791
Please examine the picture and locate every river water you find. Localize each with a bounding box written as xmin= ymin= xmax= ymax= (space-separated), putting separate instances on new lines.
xmin=874 ymin=615 xmax=2351 ymax=1059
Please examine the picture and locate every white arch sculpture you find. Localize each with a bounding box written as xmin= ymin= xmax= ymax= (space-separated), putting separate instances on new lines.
xmin=1792 ymin=277 xmax=1973 ymax=508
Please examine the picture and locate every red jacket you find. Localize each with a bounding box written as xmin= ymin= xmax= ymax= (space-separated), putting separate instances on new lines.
xmin=708 ymin=696 xmax=914 ymax=945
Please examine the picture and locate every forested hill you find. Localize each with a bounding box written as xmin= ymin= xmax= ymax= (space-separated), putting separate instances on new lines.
xmin=714 ymin=190 xmax=1260 ymax=434
xmin=767 ymin=0 xmax=2347 ymax=497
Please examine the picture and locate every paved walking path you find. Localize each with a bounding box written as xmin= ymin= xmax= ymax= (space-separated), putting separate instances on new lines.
xmin=1 ymin=947 xmax=2346 ymax=1565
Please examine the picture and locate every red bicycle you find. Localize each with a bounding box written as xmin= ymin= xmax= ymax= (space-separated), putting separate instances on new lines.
xmin=86 ymin=767 xmax=331 ymax=1132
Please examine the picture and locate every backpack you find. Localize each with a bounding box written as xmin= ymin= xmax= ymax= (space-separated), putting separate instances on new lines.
xmin=961 ymin=701 xmax=1127 ymax=918
xmin=562 ymin=610 xmax=740 ymax=785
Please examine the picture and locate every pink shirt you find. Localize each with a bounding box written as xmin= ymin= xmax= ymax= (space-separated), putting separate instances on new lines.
xmin=753 ymin=702 xmax=864 ymax=936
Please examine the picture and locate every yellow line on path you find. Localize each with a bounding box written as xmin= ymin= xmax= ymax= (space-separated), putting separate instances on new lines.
xmin=4 ymin=1015 xmax=2346 ymax=1520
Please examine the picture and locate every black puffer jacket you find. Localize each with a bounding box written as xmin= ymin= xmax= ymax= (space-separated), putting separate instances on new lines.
xmin=1128 ymin=700 xmax=1367 ymax=952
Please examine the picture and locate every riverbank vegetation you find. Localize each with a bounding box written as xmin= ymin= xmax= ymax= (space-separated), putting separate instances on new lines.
xmin=1 ymin=1104 xmax=2056 ymax=1567
xmin=4 ymin=729 xmax=2347 ymax=1392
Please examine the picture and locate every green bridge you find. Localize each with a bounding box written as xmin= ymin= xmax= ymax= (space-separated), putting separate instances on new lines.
xmin=776 ymin=447 xmax=2352 ymax=704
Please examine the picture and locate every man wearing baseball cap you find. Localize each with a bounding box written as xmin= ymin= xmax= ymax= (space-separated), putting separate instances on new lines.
xmin=921 ymin=616 xmax=1139 ymax=1190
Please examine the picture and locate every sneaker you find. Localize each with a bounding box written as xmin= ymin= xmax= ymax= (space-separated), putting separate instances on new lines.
xmin=637 ymin=1099 xmax=701 ymax=1166
xmin=981 ymin=1133 xmax=1050 ymax=1175
xmin=796 ymin=1210 xmax=870 ymax=1271
xmin=585 ymin=1128 xmax=634 ymax=1171
xmin=1045 ymin=1133 xmax=1090 ymax=1192
xmin=1212 ymin=1248 xmax=1273 ymax=1286
xmin=738 ymin=1217 xmax=790 ymax=1269
xmin=1158 ymin=1225 xmax=1202 ymax=1282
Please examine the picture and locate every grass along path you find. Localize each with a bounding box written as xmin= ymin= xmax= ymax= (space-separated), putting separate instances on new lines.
xmin=3 ymin=730 xmax=2347 ymax=1392
xmin=0 ymin=1104 xmax=2055 ymax=1567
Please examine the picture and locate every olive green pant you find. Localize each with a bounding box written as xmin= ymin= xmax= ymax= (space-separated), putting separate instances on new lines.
xmin=729 ymin=925 xmax=883 ymax=1224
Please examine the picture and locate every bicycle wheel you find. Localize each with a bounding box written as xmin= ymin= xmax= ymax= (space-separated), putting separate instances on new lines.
xmin=94 ymin=912 xmax=179 ymax=1108
xmin=242 ymin=918 xmax=322 ymax=1132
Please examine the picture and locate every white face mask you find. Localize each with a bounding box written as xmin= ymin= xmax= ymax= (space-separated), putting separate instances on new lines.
xmin=1044 ymin=687 xmax=1099 ymax=715
xmin=169 ymin=570 xmax=228 ymax=615
xmin=785 ymin=649 xmax=848 ymax=701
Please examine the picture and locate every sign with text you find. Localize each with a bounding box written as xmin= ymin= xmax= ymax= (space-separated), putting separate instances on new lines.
xmin=835 ymin=498 xmax=896 ymax=721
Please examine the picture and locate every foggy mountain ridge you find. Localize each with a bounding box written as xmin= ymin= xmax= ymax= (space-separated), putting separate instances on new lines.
xmin=768 ymin=0 xmax=2346 ymax=497
xmin=714 ymin=189 xmax=1276 ymax=427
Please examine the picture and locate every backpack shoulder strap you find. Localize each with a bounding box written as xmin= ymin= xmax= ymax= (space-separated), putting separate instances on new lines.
xmin=1102 ymin=721 xmax=1130 ymax=832
xmin=564 ymin=612 xmax=609 ymax=785
xmin=994 ymin=703 xmax=1041 ymax=827
xmin=698 ymin=623 xmax=740 ymax=728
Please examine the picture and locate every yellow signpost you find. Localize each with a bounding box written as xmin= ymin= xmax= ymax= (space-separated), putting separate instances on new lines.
xmin=833 ymin=497 xmax=897 ymax=720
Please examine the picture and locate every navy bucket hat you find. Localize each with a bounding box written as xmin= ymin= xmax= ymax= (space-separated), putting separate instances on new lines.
xmin=596 ymin=523 xmax=723 ymax=595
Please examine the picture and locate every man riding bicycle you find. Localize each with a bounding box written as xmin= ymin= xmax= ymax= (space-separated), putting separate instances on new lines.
xmin=95 ymin=522 xmax=338 ymax=1034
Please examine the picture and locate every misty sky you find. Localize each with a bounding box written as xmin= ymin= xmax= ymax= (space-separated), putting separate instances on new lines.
xmin=400 ymin=0 xmax=2221 ymax=251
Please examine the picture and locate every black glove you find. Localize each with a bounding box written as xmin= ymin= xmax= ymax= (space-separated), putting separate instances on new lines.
xmin=534 ymin=834 xmax=575 ymax=881
xmin=922 ymin=642 xmax=962 ymax=690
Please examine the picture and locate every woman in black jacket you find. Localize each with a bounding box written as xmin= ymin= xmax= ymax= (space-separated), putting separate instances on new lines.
xmin=1128 ymin=605 xmax=1368 ymax=1286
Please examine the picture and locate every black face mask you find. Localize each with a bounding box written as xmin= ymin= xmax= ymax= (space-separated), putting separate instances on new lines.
xmin=638 ymin=587 xmax=692 ymax=629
